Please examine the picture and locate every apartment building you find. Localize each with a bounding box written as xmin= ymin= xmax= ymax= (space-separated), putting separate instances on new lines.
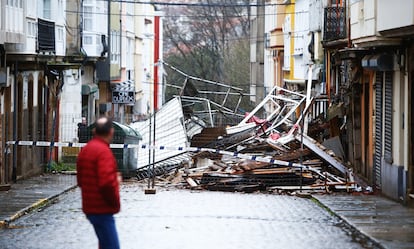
xmin=0 ymin=0 xmax=163 ymax=184
xmin=0 ymin=0 xmax=69 ymax=183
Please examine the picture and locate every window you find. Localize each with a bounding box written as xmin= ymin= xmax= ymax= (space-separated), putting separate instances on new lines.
xmin=43 ymin=0 xmax=51 ymax=19
xmin=83 ymin=35 xmax=93 ymax=45
xmin=83 ymin=6 xmax=93 ymax=31
xmin=57 ymin=27 xmax=64 ymax=41
xmin=126 ymin=37 xmax=134 ymax=69
xmin=110 ymin=30 xmax=120 ymax=64
xmin=27 ymin=0 xmax=36 ymax=17
xmin=58 ymin=0 xmax=63 ymax=16
xmin=27 ymin=21 xmax=37 ymax=37
xmin=6 ymin=0 xmax=21 ymax=7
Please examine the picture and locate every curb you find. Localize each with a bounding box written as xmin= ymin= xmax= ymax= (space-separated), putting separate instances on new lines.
xmin=0 ymin=185 xmax=77 ymax=229
xmin=311 ymin=196 xmax=386 ymax=249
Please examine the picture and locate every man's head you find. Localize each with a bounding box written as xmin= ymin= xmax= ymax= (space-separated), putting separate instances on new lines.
xmin=95 ymin=117 xmax=114 ymax=142
xmin=81 ymin=117 xmax=87 ymax=125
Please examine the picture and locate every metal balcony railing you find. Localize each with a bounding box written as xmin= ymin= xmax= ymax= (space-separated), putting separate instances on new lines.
xmin=324 ymin=7 xmax=347 ymax=41
xmin=38 ymin=18 xmax=55 ymax=53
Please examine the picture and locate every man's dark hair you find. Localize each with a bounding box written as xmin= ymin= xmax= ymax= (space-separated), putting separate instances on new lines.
xmin=95 ymin=117 xmax=113 ymax=136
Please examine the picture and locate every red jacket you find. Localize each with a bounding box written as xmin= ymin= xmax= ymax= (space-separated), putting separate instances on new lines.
xmin=77 ymin=137 xmax=120 ymax=214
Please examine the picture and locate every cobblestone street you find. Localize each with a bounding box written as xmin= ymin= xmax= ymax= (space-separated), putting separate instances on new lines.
xmin=0 ymin=183 xmax=376 ymax=249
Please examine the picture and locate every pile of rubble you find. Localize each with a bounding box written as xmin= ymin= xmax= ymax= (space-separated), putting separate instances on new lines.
xmin=132 ymin=65 xmax=357 ymax=193
xmin=145 ymin=134 xmax=354 ymax=193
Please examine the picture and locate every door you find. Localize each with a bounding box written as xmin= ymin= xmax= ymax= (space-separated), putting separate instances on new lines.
xmin=360 ymin=72 xmax=374 ymax=181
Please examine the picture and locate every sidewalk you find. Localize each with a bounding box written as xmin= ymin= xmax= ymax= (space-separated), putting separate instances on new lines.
xmin=313 ymin=194 xmax=414 ymax=249
xmin=0 ymin=174 xmax=77 ymax=227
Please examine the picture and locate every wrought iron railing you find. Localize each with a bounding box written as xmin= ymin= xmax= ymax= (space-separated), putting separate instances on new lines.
xmin=38 ymin=18 xmax=56 ymax=52
xmin=324 ymin=7 xmax=347 ymax=41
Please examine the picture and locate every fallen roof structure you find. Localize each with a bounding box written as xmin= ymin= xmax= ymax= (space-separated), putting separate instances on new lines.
xmin=132 ymin=63 xmax=357 ymax=193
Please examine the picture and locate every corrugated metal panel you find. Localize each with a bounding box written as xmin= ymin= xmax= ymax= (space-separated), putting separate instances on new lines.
xmin=374 ymin=72 xmax=383 ymax=189
xmin=130 ymin=97 xmax=189 ymax=168
xmin=384 ymin=71 xmax=393 ymax=164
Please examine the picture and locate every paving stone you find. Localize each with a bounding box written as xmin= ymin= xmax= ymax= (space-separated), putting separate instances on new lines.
xmin=0 ymin=184 xmax=373 ymax=249
xmin=315 ymin=194 xmax=414 ymax=249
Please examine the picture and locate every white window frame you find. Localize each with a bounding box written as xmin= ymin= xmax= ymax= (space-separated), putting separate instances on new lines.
xmin=83 ymin=6 xmax=94 ymax=32
xmin=57 ymin=27 xmax=64 ymax=42
xmin=110 ymin=30 xmax=120 ymax=64
xmin=27 ymin=20 xmax=37 ymax=37
xmin=83 ymin=35 xmax=93 ymax=45
xmin=43 ymin=0 xmax=51 ymax=20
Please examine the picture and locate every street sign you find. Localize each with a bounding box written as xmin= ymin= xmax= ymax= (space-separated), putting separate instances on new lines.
xmin=112 ymin=91 xmax=135 ymax=104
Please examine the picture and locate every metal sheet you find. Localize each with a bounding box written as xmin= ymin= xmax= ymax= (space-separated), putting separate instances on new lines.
xmin=130 ymin=97 xmax=188 ymax=168
xmin=296 ymin=134 xmax=349 ymax=175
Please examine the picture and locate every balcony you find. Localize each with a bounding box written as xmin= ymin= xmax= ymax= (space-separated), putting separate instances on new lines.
xmin=323 ymin=7 xmax=347 ymax=41
xmin=38 ymin=18 xmax=56 ymax=53
xmin=270 ymin=28 xmax=284 ymax=49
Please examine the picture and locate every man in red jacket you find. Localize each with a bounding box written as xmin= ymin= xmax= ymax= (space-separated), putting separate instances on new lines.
xmin=77 ymin=117 xmax=121 ymax=249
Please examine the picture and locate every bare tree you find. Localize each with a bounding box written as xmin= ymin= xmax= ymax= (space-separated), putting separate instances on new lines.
xmin=163 ymin=0 xmax=251 ymax=86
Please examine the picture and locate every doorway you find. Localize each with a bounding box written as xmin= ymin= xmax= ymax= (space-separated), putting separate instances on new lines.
xmin=361 ymin=72 xmax=374 ymax=181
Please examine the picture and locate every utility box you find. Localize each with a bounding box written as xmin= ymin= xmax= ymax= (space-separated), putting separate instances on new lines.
xmin=79 ymin=121 xmax=142 ymax=177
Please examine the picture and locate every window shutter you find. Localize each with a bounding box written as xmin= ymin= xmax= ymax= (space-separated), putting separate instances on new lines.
xmin=384 ymin=71 xmax=393 ymax=164
xmin=374 ymin=72 xmax=383 ymax=188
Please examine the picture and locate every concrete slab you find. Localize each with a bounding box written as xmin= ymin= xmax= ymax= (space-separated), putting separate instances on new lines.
xmin=0 ymin=174 xmax=76 ymax=226
xmin=314 ymin=194 xmax=414 ymax=249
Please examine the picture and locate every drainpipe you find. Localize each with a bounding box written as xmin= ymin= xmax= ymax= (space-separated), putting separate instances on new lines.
xmin=12 ymin=61 xmax=17 ymax=183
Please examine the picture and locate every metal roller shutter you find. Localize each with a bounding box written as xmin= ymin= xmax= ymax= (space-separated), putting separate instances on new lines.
xmin=374 ymin=72 xmax=383 ymax=189
xmin=384 ymin=71 xmax=393 ymax=164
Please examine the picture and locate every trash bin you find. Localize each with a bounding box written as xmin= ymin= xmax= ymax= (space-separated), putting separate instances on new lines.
xmin=79 ymin=121 xmax=142 ymax=177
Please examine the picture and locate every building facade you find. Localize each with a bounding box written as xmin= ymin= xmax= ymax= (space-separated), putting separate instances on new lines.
xmin=322 ymin=0 xmax=413 ymax=203
xmin=0 ymin=0 xmax=162 ymax=184
xmin=250 ymin=0 xmax=265 ymax=104
xmin=96 ymin=1 xmax=164 ymax=122
xmin=0 ymin=0 xmax=69 ymax=183
xmin=264 ymin=0 xmax=413 ymax=203
xmin=346 ymin=0 xmax=413 ymax=202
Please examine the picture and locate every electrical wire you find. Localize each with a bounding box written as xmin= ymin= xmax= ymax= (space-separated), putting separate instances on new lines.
xmin=64 ymin=9 xmax=309 ymax=18
xmin=94 ymin=0 xmax=294 ymax=7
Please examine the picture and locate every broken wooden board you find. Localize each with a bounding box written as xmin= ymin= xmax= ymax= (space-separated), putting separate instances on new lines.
xmin=185 ymin=177 xmax=199 ymax=188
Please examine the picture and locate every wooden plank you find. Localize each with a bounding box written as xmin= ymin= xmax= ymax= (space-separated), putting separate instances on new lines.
xmin=186 ymin=177 xmax=198 ymax=187
xmin=273 ymin=148 xmax=311 ymax=161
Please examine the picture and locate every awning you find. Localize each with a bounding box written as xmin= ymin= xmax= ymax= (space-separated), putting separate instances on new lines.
xmin=361 ymin=54 xmax=394 ymax=71
xmin=82 ymin=84 xmax=99 ymax=95
xmin=111 ymin=80 xmax=135 ymax=92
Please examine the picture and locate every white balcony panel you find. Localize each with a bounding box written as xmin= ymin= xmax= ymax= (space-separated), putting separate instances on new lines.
xmin=5 ymin=6 xmax=24 ymax=34
xmin=55 ymin=26 xmax=66 ymax=56
xmin=83 ymin=32 xmax=104 ymax=58
xmin=25 ymin=37 xmax=37 ymax=54
xmin=377 ymin=0 xmax=414 ymax=32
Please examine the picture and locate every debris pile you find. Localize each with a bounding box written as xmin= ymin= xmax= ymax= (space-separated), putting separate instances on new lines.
xmin=132 ymin=65 xmax=357 ymax=193
xmin=152 ymin=136 xmax=354 ymax=193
